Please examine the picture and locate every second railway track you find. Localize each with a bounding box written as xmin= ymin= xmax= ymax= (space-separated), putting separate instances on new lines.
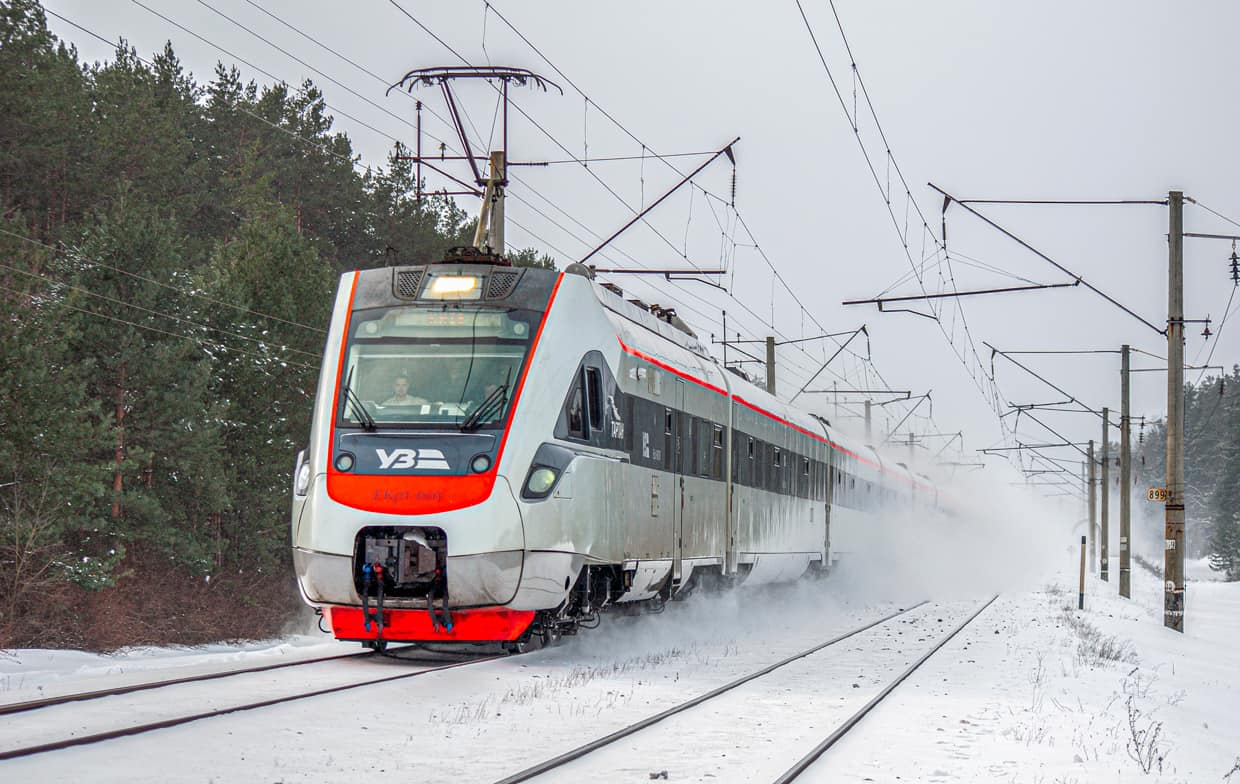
xmin=0 ymin=646 xmax=500 ymax=761
xmin=492 ymin=596 xmax=999 ymax=784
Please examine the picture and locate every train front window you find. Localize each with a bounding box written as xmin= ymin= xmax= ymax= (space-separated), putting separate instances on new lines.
xmin=338 ymin=305 xmax=540 ymax=429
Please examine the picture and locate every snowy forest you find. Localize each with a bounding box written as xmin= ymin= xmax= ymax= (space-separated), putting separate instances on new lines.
xmin=1137 ymin=367 xmax=1240 ymax=579
xmin=2 ymin=0 xmax=1237 ymax=654
xmin=0 ymin=1 xmax=549 ymax=649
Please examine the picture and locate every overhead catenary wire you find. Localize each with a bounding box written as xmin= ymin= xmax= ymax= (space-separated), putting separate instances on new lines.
xmin=402 ymin=1 xmax=903 ymax=409
xmin=0 ymin=223 xmax=326 ymax=335
xmin=794 ymin=0 xmax=1005 ymax=444
xmin=3 ymin=283 xmax=317 ymax=372
xmin=67 ymin=2 xmax=912 ymax=420
xmin=0 ymin=258 xmax=320 ymax=360
xmin=397 ymin=3 xmax=911 ymax=409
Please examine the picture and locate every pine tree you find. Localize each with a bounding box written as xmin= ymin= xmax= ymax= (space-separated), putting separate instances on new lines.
xmin=1208 ymin=368 xmax=1240 ymax=579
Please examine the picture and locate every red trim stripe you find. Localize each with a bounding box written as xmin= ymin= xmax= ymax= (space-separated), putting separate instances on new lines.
xmin=326 ymin=271 xmax=361 ymax=472
xmin=496 ymin=273 xmax=564 ymax=461
xmin=617 ymin=336 xmax=931 ymax=486
xmin=325 ymin=272 xmax=565 ymax=515
xmin=616 ymin=337 xmax=728 ymax=396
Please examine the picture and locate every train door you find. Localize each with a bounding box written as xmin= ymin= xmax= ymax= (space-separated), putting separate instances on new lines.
xmin=672 ymin=378 xmax=686 ymax=586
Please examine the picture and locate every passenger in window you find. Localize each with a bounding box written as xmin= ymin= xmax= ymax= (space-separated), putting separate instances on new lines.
xmin=383 ymin=373 xmax=427 ymax=406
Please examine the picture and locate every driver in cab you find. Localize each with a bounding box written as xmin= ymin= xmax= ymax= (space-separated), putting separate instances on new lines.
xmin=382 ymin=373 xmax=427 ymax=407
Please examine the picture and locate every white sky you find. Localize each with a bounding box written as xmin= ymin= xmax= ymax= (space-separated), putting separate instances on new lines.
xmin=44 ymin=0 xmax=1240 ymax=488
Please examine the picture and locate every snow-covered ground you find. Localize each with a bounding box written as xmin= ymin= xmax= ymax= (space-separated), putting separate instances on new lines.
xmin=2 ymin=520 xmax=1237 ymax=782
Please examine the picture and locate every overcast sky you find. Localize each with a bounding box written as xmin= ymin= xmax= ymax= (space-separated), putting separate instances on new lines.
xmin=44 ymin=0 xmax=1240 ymax=487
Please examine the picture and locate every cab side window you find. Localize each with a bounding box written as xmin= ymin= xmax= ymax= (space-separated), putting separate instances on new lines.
xmin=584 ymin=367 xmax=603 ymax=432
xmin=567 ymin=382 xmax=586 ymax=439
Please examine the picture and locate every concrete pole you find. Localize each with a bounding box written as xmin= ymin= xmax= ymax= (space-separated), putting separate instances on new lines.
xmin=1079 ymin=535 xmax=1087 ymax=610
xmin=864 ymin=400 xmax=872 ymax=442
xmin=765 ymin=336 xmax=776 ymax=395
xmin=1100 ymin=407 xmax=1110 ymax=582
xmin=1166 ymin=190 xmax=1186 ymax=632
xmin=1120 ymin=344 xmax=1132 ymax=598
xmin=490 ymin=150 xmax=506 ymax=255
xmin=908 ymin=432 xmax=915 ymax=462
xmin=1087 ymin=440 xmax=1096 ymax=574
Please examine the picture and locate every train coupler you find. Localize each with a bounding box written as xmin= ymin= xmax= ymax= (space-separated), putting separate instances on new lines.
xmin=428 ymin=582 xmax=454 ymax=633
xmin=361 ymin=562 xmax=387 ymax=635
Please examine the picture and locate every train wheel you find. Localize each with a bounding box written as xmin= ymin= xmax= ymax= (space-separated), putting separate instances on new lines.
xmin=502 ymin=639 xmax=528 ymax=654
xmin=540 ymin=625 xmax=562 ymax=648
xmin=365 ymin=639 xmax=389 ymax=653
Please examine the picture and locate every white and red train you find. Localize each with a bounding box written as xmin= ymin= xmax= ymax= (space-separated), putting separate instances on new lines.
xmin=291 ymin=251 xmax=940 ymax=650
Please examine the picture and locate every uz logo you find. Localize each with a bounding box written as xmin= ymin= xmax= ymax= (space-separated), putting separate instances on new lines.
xmin=376 ymin=448 xmax=450 ymax=471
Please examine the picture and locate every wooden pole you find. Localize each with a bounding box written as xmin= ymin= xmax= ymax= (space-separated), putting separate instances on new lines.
xmin=1079 ymin=535 xmax=1087 ymax=610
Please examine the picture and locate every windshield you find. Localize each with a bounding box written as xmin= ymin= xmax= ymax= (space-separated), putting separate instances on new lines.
xmin=337 ymin=305 xmax=540 ymax=429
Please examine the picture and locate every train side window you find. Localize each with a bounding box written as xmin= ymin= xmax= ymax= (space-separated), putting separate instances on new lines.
xmin=712 ymin=425 xmax=724 ymax=480
xmin=567 ymin=383 xmax=585 ymax=438
xmin=584 ymin=367 xmax=602 ymax=431
xmin=663 ymin=409 xmax=674 ymax=471
xmin=697 ymin=419 xmax=711 ymax=477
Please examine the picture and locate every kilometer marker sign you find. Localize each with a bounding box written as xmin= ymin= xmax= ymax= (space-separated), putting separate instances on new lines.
xmin=1147 ymin=487 xmax=1169 ymax=502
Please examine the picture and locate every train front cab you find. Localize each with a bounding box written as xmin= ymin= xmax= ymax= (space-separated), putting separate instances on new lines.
xmin=291 ymin=262 xmax=561 ymax=646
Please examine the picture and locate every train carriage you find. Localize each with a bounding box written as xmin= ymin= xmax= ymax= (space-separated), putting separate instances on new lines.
xmin=291 ymin=255 xmax=939 ymax=649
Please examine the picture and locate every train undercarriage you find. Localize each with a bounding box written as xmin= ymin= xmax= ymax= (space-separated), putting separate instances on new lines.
xmin=339 ymin=524 xmax=748 ymax=654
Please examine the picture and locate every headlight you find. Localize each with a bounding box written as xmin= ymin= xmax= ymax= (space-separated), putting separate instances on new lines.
xmin=334 ymin=452 xmax=355 ymax=472
xmin=525 ymin=466 xmax=558 ymax=497
xmin=294 ymin=460 xmax=311 ymax=496
xmin=470 ymin=454 xmax=492 ymax=473
xmin=424 ymin=274 xmax=481 ymax=300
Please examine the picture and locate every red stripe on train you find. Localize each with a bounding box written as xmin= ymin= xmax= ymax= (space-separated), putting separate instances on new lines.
xmin=326 ymin=606 xmax=535 ymax=642
xmin=326 ymin=273 xmax=564 ymax=514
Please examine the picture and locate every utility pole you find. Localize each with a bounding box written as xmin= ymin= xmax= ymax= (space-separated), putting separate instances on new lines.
xmin=1166 ymin=190 xmax=1186 ymax=632
xmin=864 ymin=400 xmax=872 ymax=441
xmin=907 ymin=432 xmax=915 ymax=462
xmin=1087 ymin=440 xmax=1096 ymax=574
xmin=1120 ymin=344 xmax=1132 ymax=598
xmin=765 ymin=336 xmax=776 ymax=395
xmin=473 ymin=150 xmax=506 ymax=253
xmin=1100 ymin=408 xmax=1109 ymax=582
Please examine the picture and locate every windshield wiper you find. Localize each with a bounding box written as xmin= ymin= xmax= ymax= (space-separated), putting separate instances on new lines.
xmin=343 ymin=383 xmax=377 ymax=432
xmin=459 ymin=383 xmax=509 ymax=432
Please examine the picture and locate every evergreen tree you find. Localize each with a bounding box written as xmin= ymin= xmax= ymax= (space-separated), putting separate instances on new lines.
xmin=1208 ymin=370 xmax=1240 ymax=579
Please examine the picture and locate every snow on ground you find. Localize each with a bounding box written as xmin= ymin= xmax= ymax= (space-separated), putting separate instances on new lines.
xmin=1 ymin=503 xmax=1237 ymax=782
xmin=0 ymin=635 xmax=359 ymax=704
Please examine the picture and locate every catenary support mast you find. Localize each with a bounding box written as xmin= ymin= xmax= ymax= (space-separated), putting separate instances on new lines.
xmin=1165 ymin=191 xmax=1185 ymax=632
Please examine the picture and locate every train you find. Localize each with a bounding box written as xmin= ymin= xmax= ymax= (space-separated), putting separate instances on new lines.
xmin=290 ymin=247 xmax=942 ymax=651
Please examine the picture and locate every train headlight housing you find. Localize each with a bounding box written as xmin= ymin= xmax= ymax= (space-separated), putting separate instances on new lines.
xmin=294 ymin=449 xmax=311 ymax=496
xmin=424 ymin=274 xmax=481 ymax=300
xmin=295 ymin=462 xmax=312 ymax=495
xmin=524 ymin=466 xmax=559 ymax=498
xmin=334 ymin=452 xmax=355 ymax=472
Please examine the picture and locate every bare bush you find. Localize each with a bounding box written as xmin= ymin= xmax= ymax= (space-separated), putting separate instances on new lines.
xmin=1057 ymin=603 xmax=1137 ymax=668
xmin=1124 ymin=695 xmax=1166 ymax=774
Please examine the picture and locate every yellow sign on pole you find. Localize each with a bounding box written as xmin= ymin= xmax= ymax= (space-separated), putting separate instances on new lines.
xmin=1147 ymin=487 xmax=1169 ymax=502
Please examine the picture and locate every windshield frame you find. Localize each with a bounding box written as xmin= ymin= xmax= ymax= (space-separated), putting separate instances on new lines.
xmin=335 ymin=303 xmax=543 ymax=432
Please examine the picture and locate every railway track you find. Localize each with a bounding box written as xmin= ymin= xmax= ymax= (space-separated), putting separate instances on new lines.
xmin=492 ymin=596 xmax=998 ymax=784
xmin=0 ymin=646 xmax=500 ymax=762
xmin=771 ymin=594 xmax=999 ymax=783
xmin=0 ymin=644 xmax=422 ymax=717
